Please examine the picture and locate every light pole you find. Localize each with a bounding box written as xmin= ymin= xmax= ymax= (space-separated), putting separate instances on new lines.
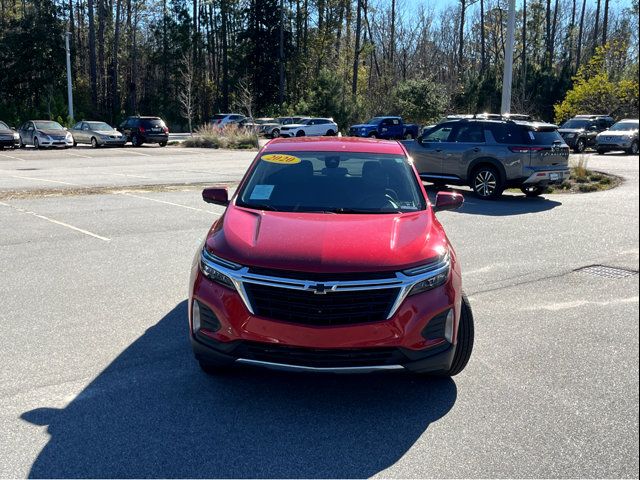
xmin=500 ymin=0 xmax=517 ymax=114
xmin=64 ymin=32 xmax=74 ymax=122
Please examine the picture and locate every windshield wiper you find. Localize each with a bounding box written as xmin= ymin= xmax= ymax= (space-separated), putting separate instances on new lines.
xmin=324 ymin=207 xmax=402 ymax=214
xmin=237 ymin=202 xmax=279 ymax=211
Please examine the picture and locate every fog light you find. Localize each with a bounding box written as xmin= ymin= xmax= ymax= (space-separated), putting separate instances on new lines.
xmin=444 ymin=309 xmax=455 ymax=343
xmin=192 ymin=300 xmax=201 ymax=333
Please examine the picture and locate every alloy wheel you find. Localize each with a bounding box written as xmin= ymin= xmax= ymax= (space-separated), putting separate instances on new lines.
xmin=474 ymin=170 xmax=497 ymax=197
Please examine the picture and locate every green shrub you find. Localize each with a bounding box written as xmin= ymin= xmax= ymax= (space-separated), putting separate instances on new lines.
xmin=183 ymin=123 xmax=259 ymax=149
xmin=578 ymin=184 xmax=599 ymax=192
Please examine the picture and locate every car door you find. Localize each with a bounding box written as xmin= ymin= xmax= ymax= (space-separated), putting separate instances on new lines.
xmin=24 ymin=122 xmax=35 ymax=145
xmin=80 ymin=122 xmax=92 ymax=143
xmin=409 ymin=123 xmax=456 ymax=177
xmin=443 ymin=123 xmax=488 ymax=179
xmin=390 ymin=118 xmax=403 ymax=138
xmin=71 ymin=122 xmax=83 ymax=143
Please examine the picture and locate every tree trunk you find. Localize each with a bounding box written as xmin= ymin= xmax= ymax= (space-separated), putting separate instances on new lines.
xmin=87 ymin=0 xmax=98 ymax=108
xmin=480 ymin=0 xmax=486 ymax=73
xmin=550 ymin=0 xmax=559 ymax=65
xmin=576 ymin=0 xmax=586 ymax=70
xmin=221 ymin=0 xmax=229 ymax=110
xmin=111 ymin=0 xmax=121 ymax=120
xmin=568 ymin=0 xmax=576 ymax=68
xmin=279 ymin=0 xmax=285 ymax=105
xmin=390 ymin=0 xmax=395 ymax=65
xmin=521 ymin=0 xmax=527 ymax=87
xmin=601 ymin=0 xmax=609 ymax=45
xmin=352 ymin=0 xmax=362 ymax=95
xmin=458 ymin=0 xmax=465 ymax=71
xmin=593 ymin=0 xmax=601 ymax=49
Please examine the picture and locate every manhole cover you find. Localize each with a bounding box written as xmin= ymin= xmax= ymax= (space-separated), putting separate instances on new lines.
xmin=576 ymin=265 xmax=639 ymax=279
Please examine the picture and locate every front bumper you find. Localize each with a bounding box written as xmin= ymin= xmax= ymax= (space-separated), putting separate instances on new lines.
xmin=38 ymin=137 xmax=73 ymax=148
xmin=99 ymin=137 xmax=126 ymax=146
xmin=0 ymin=137 xmax=19 ymax=147
xmin=595 ymin=138 xmax=633 ymax=150
xmin=189 ymin=260 xmax=463 ymax=373
xmin=523 ymin=166 xmax=571 ymax=185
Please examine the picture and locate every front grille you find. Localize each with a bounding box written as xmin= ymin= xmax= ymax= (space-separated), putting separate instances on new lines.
xmin=247 ymin=266 xmax=395 ymax=282
xmin=235 ymin=342 xmax=405 ymax=367
xmin=244 ymin=282 xmax=399 ymax=326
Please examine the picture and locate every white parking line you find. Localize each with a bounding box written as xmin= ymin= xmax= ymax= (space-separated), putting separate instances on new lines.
xmin=64 ymin=151 xmax=92 ymax=159
xmin=0 ymin=153 xmax=24 ymax=161
xmin=117 ymin=192 xmax=218 ymax=214
xmin=125 ymin=150 xmax=151 ymax=156
xmin=10 ymin=175 xmax=80 ymax=186
xmin=111 ymin=173 xmax=151 ymax=179
xmin=0 ymin=201 xmax=111 ymax=242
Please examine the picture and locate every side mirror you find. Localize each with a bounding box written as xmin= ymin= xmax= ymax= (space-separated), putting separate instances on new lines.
xmin=433 ymin=192 xmax=463 ymax=212
xmin=202 ymin=187 xmax=229 ymax=206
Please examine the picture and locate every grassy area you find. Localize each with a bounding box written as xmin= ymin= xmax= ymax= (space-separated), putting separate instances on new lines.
xmin=546 ymin=155 xmax=619 ymax=194
xmin=182 ymin=124 xmax=259 ymax=149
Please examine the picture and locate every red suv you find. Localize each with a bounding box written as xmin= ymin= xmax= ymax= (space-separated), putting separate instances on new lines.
xmin=189 ymin=138 xmax=474 ymax=376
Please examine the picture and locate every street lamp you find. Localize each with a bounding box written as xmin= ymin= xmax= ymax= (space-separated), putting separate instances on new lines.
xmin=64 ymin=32 xmax=74 ymax=122
xmin=501 ymin=0 xmax=516 ymax=114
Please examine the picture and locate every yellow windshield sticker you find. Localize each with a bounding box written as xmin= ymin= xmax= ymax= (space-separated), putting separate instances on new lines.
xmin=262 ymin=154 xmax=301 ymax=165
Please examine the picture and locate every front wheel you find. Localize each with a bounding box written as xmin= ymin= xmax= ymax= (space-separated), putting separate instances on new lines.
xmin=33 ymin=137 xmax=40 ymax=150
xmin=471 ymin=165 xmax=504 ymax=199
xmin=520 ymin=185 xmax=546 ymax=197
xmin=404 ymin=132 xmax=414 ymax=140
xmin=326 ymin=129 xmax=336 ymax=136
xmin=271 ymin=129 xmax=280 ymax=138
xmin=597 ymin=149 xmax=607 ymax=155
xmin=626 ymin=141 xmax=639 ymax=155
xmin=91 ymin=137 xmax=99 ymax=148
xmin=131 ymin=135 xmax=142 ymax=147
xmin=295 ymin=130 xmax=305 ymax=137
xmin=159 ymin=141 xmax=167 ymax=147
xmin=573 ymin=138 xmax=586 ymax=153
xmin=445 ymin=294 xmax=474 ymax=376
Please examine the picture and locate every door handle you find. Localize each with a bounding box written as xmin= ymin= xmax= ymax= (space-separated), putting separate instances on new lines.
xmin=472 ymin=147 xmax=481 ymax=153
xmin=435 ymin=148 xmax=443 ymax=152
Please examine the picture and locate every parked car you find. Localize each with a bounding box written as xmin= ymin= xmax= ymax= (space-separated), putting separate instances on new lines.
xmin=595 ymin=119 xmax=639 ymax=155
xmin=70 ymin=120 xmax=126 ymax=148
xmin=404 ymin=118 xmax=570 ymax=199
xmin=349 ymin=116 xmax=420 ymax=139
xmin=279 ymin=117 xmax=338 ymax=137
xmin=208 ymin=113 xmax=246 ymax=128
xmin=118 ymin=116 xmax=169 ymax=147
xmin=190 ymin=137 xmax=473 ymax=376
xmin=0 ymin=121 xmax=20 ymax=149
xmin=18 ymin=120 xmax=74 ymax=149
xmin=558 ymin=115 xmax=615 ymax=153
xmin=261 ymin=116 xmax=310 ymax=138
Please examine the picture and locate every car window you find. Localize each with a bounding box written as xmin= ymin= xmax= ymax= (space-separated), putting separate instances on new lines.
xmin=392 ymin=119 xmax=400 ymax=125
xmin=526 ymin=128 xmax=564 ymax=145
xmin=237 ymin=152 xmax=426 ymax=213
xmin=452 ymin=124 xmax=486 ymax=143
xmin=423 ymin=124 xmax=454 ymax=142
xmin=82 ymin=123 xmax=90 ymax=130
xmin=230 ymin=115 xmax=244 ymax=121
xmin=0 ymin=121 xmax=9 ymax=129
xmin=487 ymin=123 xmax=527 ymax=144
xmin=72 ymin=122 xmax=82 ymax=130
xmin=140 ymin=118 xmax=165 ymax=128
xmin=610 ymin=121 xmax=639 ymax=131
xmin=34 ymin=121 xmax=64 ymax=130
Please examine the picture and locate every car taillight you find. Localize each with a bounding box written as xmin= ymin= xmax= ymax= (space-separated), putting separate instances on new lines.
xmin=509 ymin=146 xmax=545 ymax=153
xmin=163 ymin=126 xmax=169 ymax=133
xmin=139 ymin=126 xmax=145 ymax=133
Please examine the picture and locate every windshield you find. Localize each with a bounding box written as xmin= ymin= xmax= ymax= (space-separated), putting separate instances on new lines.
xmin=0 ymin=121 xmax=9 ymax=130
xmin=87 ymin=122 xmax=113 ymax=130
xmin=237 ymin=151 xmax=426 ymax=214
xmin=610 ymin=121 xmax=639 ymax=131
xmin=34 ymin=121 xmax=64 ymax=130
xmin=561 ymin=119 xmax=590 ymax=129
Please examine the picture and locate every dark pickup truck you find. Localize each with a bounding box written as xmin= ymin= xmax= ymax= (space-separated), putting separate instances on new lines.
xmin=349 ymin=116 xmax=420 ymax=139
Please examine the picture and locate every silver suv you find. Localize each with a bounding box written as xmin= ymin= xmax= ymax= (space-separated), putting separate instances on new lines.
xmin=404 ymin=118 xmax=570 ymax=199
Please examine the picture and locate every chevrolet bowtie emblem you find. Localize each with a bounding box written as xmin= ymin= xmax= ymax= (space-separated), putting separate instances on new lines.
xmin=312 ymin=283 xmax=328 ymax=294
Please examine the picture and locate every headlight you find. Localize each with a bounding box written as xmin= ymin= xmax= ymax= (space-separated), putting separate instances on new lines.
xmin=13 ymin=132 xmax=19 ymax=139
xmin=66 ymin=132 xmax=73 ymax=140
xmin=199 ymin=247 xmax=241 ymax=289
xmin=404 ymin=252 xmax=451 ymax=296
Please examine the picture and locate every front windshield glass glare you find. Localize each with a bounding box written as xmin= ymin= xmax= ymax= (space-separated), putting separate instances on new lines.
xmin=34 ymin=121 xmax=64 ymax=130
xmin=87 ymin=122 xmax=113 ymax=130
xmin=562 ymin=119 xmax=590 ymax=129
xmin=237 ymin=152 xmax=426 ymax=214
xmin=610 ymin=121 xmax=639 ymax=131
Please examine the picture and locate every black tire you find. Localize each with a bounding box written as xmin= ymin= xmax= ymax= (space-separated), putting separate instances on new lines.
xmin=626 ymin=141 xmax=639 ymax=155
xmin=445 ymin=294 xmax=475 ymax=376
xmin=326 ymin=129 xmax=336 ymax=136
xmin=198 ymin=359 xmax=233 ymax=375
xmin=91 ymin=137 xmax=99 ymax=148
xmin=597 ymin=149 xmax=606 ymax=155
xmin=73 ymin=140 xmax=77 ymax=147
xmin=295 ymin=130 xmax=305 ymax=137
xmin=159 ymin=141 xmax=167 ymax=147
xmin=471 ymin=165 xmax=504 ymax=199
xmin=271 ymin=128 xmax=280 ymax=138
xmin=19 ymin=138 xmax=25 ymax=149
xmin=573 ymin=137 xmax=586 ymax=153
xmin=131 ymin=134 xmax=142 ymax=147
xmin=368 ymin=132 xmax=379 ymax=139
xmin=404 ymin=132 xmax=414 ymax=140
xmin=33 ymin=137 xmax=40 ymax=150
xmin=520 ymin=185 xmax=546 ymax=197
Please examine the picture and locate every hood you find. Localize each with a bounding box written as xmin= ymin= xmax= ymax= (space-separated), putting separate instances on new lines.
xmin=351 ymin=123 xmax=376 ymax=129
xmin=598 ymin=130 xmax=637 ymax=137
xmin=558 ymin=128 xmax=583 ymax=134
xmin=206 ymin=205 xmax=446 ymax=273
xmin=95 ymin=130 xmax=120 ymax=135
xmin=38 ymin=129 xmax=68 ymax=136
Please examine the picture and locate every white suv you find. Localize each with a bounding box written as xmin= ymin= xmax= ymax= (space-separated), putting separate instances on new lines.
xmin=279 ymin=118 xmax=338 ymax=137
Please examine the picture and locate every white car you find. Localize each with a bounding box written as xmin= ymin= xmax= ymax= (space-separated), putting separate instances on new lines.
xmin=209 ymin=113 xmax=246 ymax=129
xmin=279 ymin=118 xmax=338 ymax=137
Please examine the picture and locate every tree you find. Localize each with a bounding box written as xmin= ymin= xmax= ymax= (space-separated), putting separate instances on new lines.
xmin=178 ymin=52 xmax=195 ymax=134
xmin=391 ymin=79 xmax=448 ymax=124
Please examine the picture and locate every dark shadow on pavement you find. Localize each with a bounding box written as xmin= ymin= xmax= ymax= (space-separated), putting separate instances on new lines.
xmin=424 ymin=184 xmax=562 ymax=216
xmin=22 ymin=301 xmax=457 ymax=478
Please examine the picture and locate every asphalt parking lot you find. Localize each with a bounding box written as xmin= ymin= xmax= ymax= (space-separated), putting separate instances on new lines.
xmin=0 ymin=146 xmax=638 ymax=477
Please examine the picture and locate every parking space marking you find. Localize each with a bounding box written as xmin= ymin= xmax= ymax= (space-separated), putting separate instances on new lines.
xmin=111 ymin=173 xmax=151 ymax=179
xmin=10 ymin=175 xmax=80 ymax=186
xmin=125 ymin=150 xmax=152 ymax=157
xmin=0 ymin=152 xmax=25 ymax=161
xmin=117 ymin=192 xmax=218 ymax=214
xmin=0 ymin=201 xmax=111 ymax=242
xmin=64 ymin=151 xmax=93 ymax=159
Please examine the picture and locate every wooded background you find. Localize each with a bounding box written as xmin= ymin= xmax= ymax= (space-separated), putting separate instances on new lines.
xmin=0 ymin=0 xmax=638 ymax=130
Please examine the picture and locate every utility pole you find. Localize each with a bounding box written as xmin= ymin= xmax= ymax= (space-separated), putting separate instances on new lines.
xmin=500 ymin=0 xmax=516 ymax=114
xmin=278 ymin=0 xmax=285 ymax=106
xmin=64 ymin=32 xmax=74 ymax=122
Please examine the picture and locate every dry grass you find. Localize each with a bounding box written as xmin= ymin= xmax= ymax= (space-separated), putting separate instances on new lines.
xmin=571 ymin=154 xmax=590 ymax=180
xmin=182 ymin=123 xmax=259 ymax=149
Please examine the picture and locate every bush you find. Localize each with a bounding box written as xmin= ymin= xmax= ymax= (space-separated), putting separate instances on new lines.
xmin=391 ymin=79 xmax=448 ymax=125
xmin=578 ymin=184 xmax=599 ymax=193
xmin=183 ymin=123 xmax=259 ymax=149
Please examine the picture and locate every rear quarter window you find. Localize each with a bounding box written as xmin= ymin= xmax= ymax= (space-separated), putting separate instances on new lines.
xmin=526 ymin=129 xmax=564 ymax=145
xmin=487 ymin=123 xmax=528 ymax=144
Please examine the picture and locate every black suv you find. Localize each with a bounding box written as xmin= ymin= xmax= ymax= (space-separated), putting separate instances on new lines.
xmin=558 ymin=115 xmax=614 ymax=153
xmin=403 ymin=117 xmax=570 ymax=199
xmin=118 ymin=116 xmax=169 ymax=147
